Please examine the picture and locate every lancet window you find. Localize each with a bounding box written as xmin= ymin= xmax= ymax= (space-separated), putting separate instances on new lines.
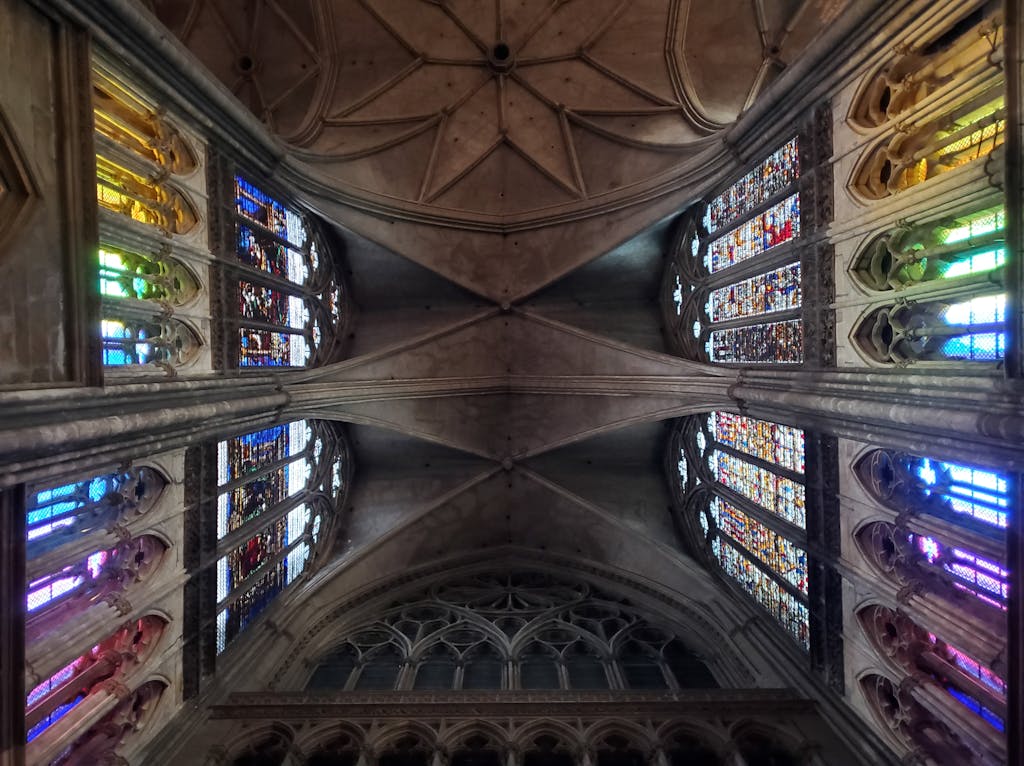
xmin=22 ymin=456 xmax=175 ymax=763
xmin=221 ymin=176 xmax=347 ymax=368
xmin=848 ymin=3 xmax=1004 ymax=204
xmin=213 ymin=420 xmax=348 ymax=654
xmin=665 ymin=138 xmax=805 ymax=364
xmin=859 ymin=605 xmax=1007 ymax=750
xmin=852 ymin=447 xmax=1009 ymax=653
xmin=91 ymin=58 xmax=210 ymax=375
xmin=305 ymin=573 xmax=719 ymax=692
xmin=672 ymin=413 xmax=810 ymax=649
xmin=26 ymin=615 xmax=167 ymax=748
xmin=849 ymin=6 xmax=1003 ymax=131
xmin=861 ymin=674 xmax=979 ymax=764
xmin=852 ymin=440 xmax=1010 ymax=762
xmin=852 ymin=202 xmax=1007 ymax=366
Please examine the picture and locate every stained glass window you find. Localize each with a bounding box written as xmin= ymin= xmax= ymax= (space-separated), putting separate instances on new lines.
xmin=937 ymin=293 xmax=1006 ymax=361
xmin=913 ymin=457 xmax=1009 ymax=529
xmin=706 ymin=320 xmax=804 ymax=364
xmin=914 ymin=535 xmax=1008 ymax=609
xmin=213 ymin=421 xmax=339 ymax=655
xmin=855 ymin=206 xmax=1006 ymax=292
xmin=99 ymin=247 xmax=200 ymax=304
xmin=711 ymin=451 xmax=806 ymax=528
xmin=709 ymin=412 xmax=805 ymax=473
xmin=706 ymin=195 xmax=800 ymax=274
xmin=713 ymin=538 xmax=810 ymax=649
xmin=26 ymin=654 xmax=84 ymax=742
xmin=928 ymin=633 xmax=1006 ymax=731
xmin=711 ymin=497 xmax=808 ymax=594
xmin=670 ymin=139 xmax=805 ymax=366
xmin=100 ymin=314 xmax=202 ymax=369
xmin=854 ymin=93 xmax=1005 ymax=200
xmin=704 ymin=138 xmax=799 ymax=235
xmin=680 ymin=413 xmax=811 ymax=648
xmin=707 ymin=263 xmax=801 ymax=322
xmin=27 ymin=550 xmax=110 ymax=612
xmin=230 ymin=176 xmax=340 ymax=368
xmin=27 ymin=473 xmax=123 ymax=543
xmin=216 ymin=422 xmax=310 ymax=539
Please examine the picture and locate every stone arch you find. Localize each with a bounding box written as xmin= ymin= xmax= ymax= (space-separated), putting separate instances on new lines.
xmin=272 ymin=554 xmax=757 ymax=692
xmin=656 ymin=721 xmax=729 ymax=766
xmin=224 ymin=723 xmax=296 ymax=766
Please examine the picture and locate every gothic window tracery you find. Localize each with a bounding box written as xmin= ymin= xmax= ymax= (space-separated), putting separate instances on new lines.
xmin=859 ymin=605 xmax=1007 ymax=737
xmin=26 ymin=467 xmax=165 ymax=556
xmin=851 ymin=88 xmax=1005 ymax=202
xmin=26 ymin=615 xmax=167 ymax=744
xmin=221 ymin=176 xmax=348 ymax=368
xmin=91 ymin=58 xmax=211 ymax=375
xmin=664 ymin=138 xmax=806 ymax=364
xmin=214 ymin=420 xmax=349 ymax=654
xmin=55 ymin=680 xmax=167 ymax=766
xmin=304 ymin=573 xmax=718 ymax=692
xmin=672 ymin=413 xmax=811 ymax=649
xmin=850 ymin=201 xmax=1008 ymax=366
xmin=848 ymin=6 xmax=1003 ymax=132
xmin=860 ymin=673 xmax=977 ymax=765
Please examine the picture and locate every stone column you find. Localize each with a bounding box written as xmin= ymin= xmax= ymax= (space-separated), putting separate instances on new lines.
xmin=27 ymin=679 xmax=130 ymax=766
xmin=730 ymin=369 xmax=1024 ymax=467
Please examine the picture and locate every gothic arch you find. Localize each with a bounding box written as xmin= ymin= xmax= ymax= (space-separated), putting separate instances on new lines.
xmin=280 ymin=558 xmax=750 ymax=692
xmin=512 ymin=721 xmax=584 ymax=755
xmin=846 ymin=5 xmax=1002 ymax=133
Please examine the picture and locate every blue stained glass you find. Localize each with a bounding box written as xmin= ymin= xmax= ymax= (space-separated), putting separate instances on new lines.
xmin=26 ymin=695 xmax=84 ymax=742
xmin=27 ymin=474 xmax=123 ymax=542
xmin=915 ymin=458 xmax=1009 ymax=528
xmin=937 ymin=293 xmax=1006 ymax=361
xmin=947 ymin=688 xmax=1004 ymax=731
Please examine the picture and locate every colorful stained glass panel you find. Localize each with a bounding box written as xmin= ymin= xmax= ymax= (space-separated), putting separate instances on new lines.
xmin=714 ymin=538 xmax=809 ymax=649
xmin=914 ymin=458 xmax=1009 ymax=528
xmin=707 ymin=262 xmax=801 ymax=322
xmin=712 ymin=451 xmax=806 ymax=528
xmin=706 ymin=195 xmax=800 ymax=273
xmin=27 ymin=474 xmax=122 ymax=542
xmin=705 ymin=138 xmax=799 ymax=235
xmin=707 ymin=319 xmax=803 ymax=364
xmin=239 ymin=280 xmax=307 ymax=329
xmin=915 ymin=535 xmax=1008 ymax=608
xmin=709 ymin=412 xmax=805 ymax=473
xmin=711 ymin=496 xmax=807 ymax=593
xmin=239 ymin=328 xmax=309 ymax=367
xmin=234 ymin=177 xmax=306 ymax=247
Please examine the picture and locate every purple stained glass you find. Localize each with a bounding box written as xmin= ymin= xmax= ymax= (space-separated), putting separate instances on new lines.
xmin=914 ymin=535 xmax=1008 ymax=608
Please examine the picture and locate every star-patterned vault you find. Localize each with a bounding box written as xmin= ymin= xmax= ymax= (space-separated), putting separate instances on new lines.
xmin=148 ymin=0 xmax=849 ymax=220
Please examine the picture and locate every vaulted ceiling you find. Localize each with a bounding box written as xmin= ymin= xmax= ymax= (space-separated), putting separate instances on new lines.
xmin=143 ymin=0 xmax=851 ymax=636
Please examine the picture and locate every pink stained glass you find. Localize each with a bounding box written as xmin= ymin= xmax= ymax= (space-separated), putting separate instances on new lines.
xmin=27 ymin=573 xmax=81 ymax=612
xmin=26 ymin=660 xmax=78 ymax=706
xmin=928 ymin=633 xmax=1007 ymax=696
